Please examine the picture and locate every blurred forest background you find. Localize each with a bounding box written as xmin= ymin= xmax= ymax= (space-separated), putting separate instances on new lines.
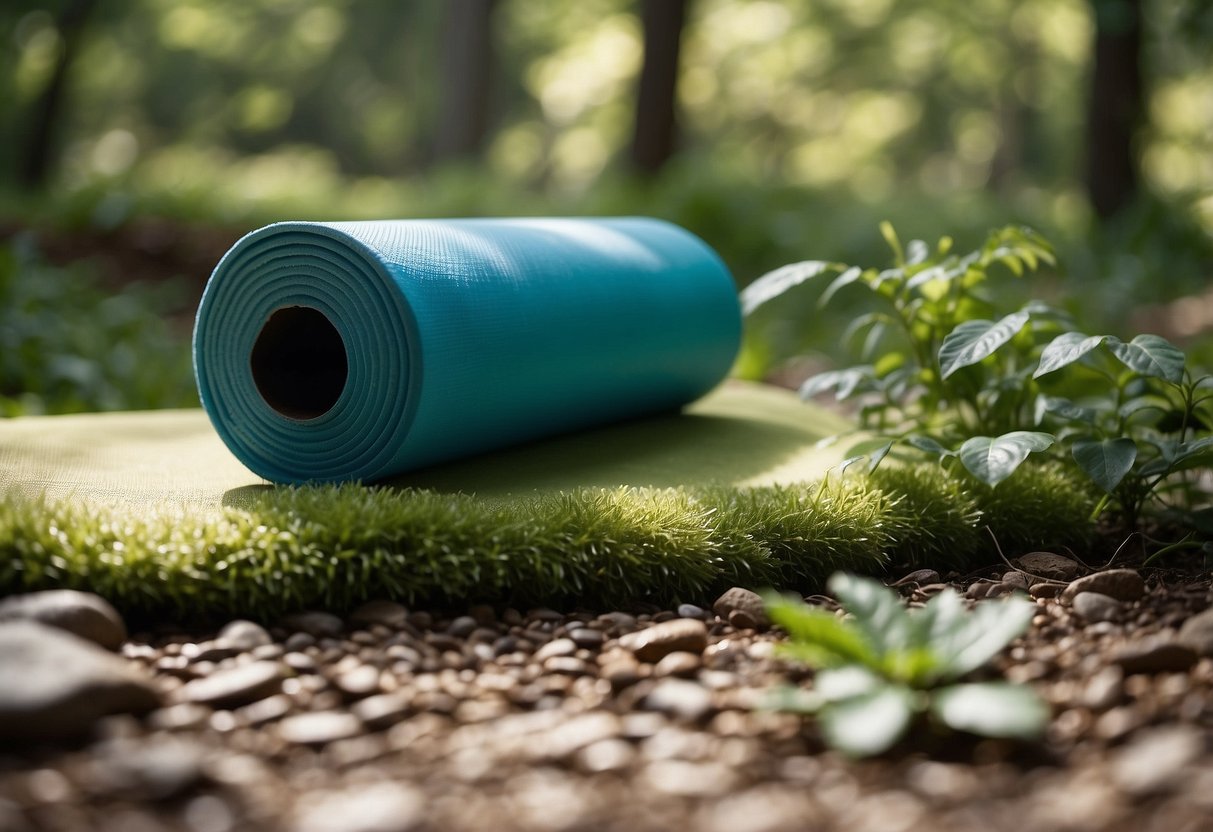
xmin=1 ymin=0 xmax=1212 ymax=415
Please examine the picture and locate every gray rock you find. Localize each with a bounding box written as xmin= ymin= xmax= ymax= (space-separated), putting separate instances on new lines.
xmin=348 ymin=600 xmax=409 ymax=629
xmin=335 ymin=665 xmax=381 ymax=698
xmin=1081 ymin=667 xmax=1124 ymax=711
xmin=895 ymin=568 xmax=941 ymax=586
xmin=0 ymin=590 xmax=126 ymax=650
xmin=643 ymin=678 xmax=714 ymax=721
xmin=1017 ymin=552 xmax=1082 ymax=580
xmin=278 ymin=711 xmax=362 ymax=745
xmin=0 ymin=621 xmax=158 ymax=741
xmin=1112 ymin=636 xmax=1198 ymax=674
xmin=713 ymin=587 xmax=769 ymax=629
xmin=281 ymin=611 xmax=344 ymax=638
xmin=1071 ymin=592 xmax=1124 ymax=623
xmin=86 ymin=736 xmax=206 ymax=800
xmin=1110 ymin=726 xmax=1204 ymax=796
xmin=217 ymin=620 xmax=271 ymax=651
xmin=620 ymin=619 xmax=708 ymax=663
xmin=1178 ymin=607 xmax=1213 ymax=657
xmin=676 ymin=603 xmax=707 ymax=620
xmin=568 ymin=627 xmax=605 ymax=649
xmin=181 ymin=661 xmax=285 ymax=708
xmin=1063 ymin=569 xmax=1145 ymax=602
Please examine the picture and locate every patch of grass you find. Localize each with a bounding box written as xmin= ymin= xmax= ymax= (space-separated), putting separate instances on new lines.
xmin=0 ymin=462 xmax=1099 ymax=622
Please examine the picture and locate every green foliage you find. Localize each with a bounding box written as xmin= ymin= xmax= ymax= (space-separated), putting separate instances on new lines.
xmin=0 ymin=238 xmax=197 ymax=416
xmin=745 ymin=223 xmax=1213 ymax=531
xmin=766 ymin=573 xmax=1047 ymax=757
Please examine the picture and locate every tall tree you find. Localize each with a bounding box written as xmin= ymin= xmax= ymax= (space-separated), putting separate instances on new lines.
xmin=630 ymin=0 xmax=688 ymax=176
xmin=434 ymin=0 xmax=497 ymax=163
xmin=1085 ymin=0 xmax=1144 ymax=218
xmin=18 ymin=0 xmax=97 ymax=190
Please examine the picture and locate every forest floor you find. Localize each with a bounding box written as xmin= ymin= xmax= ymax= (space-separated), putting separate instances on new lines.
xmin=2 ymin=555 xmax=1212 ymax=832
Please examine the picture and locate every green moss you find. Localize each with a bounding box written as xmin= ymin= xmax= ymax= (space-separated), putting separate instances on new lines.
xmin=0 ymin=462 xmax=1100 ymax=621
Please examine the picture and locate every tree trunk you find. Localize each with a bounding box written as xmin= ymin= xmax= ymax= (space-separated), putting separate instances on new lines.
xmin=433 ymin=0 xmax=497 ymax=163
xmin=1085 ymin=0 xmax=1144 ymax=218
xmin=18 ymin=0 xmax=97 ymax=190
xmin=630 ymin=0 xmax=688 ymax=176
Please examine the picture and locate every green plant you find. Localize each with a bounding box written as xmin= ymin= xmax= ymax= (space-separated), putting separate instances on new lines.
xmin=743 ymin=223 xmax=1213 ymax=532
xmin=766 ymin=573 xmax=1047 ymax=757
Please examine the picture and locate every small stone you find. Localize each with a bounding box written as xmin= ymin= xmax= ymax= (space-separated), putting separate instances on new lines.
xmin=1110 ymin=726 xmax=1204 ymax=796
xmin=535 ymin=638 xmax=576 ymax=662
xmin=576 ymin=738 xmax=635 ymax=773
xmin=446 ymin=616 xmax=478 ymax=638
xmin=1112 ymin=636 xmax=1198 ymax=674
xmin=1001 ymin=571 xmax=1032 ymax=590
xmin=293 ymin=783 xmax=423 ymax=832
xmin=568 ymin=628 xmax=605 ymax=649
xmin=335 ymin=666 xmax=381 ymax=699
xmin=87 ymin=736 xmax=205 ymax=800
xmin=713 ymin=587 xmax=769 ymax=629
xmin=1063 ymin=569 xmax=1145 ymax=603
xmin=351 ymin=692 xmax=411 ymax=730
xmin=279 ymin=711 xmax=362 ymax=745
xmin=620 ymin=619 xmax=708 ymax=663
xmin=237 ymin=694 xmax=292 ymax=726
xmin=189 ymin=641 xmax=238 ymax=663
xmin=216 ymin=620 xmax=271 ymax=651
xmin=545 ymin=656 xmax=593 ymax=676
xmin=1081 ymin=667 xmax=1124 ymax=710
xmin=0 ymin=622 xmax=158 ymax=741
xmin=654 ymin=651 xmax=701 ymax=678
xmin=147 ymin=703 xmax=211 ymax=732
xmin=676 ymin=604 xmax=707 ymax=620
xmin=1071 ymin=592 xmax=1124 ymax=623
xmin=601 ymin=660 xmax=644 ymax=689
xmin=728 ymin=609 xmax=759 ymax=629
xmin=0 ymin=590 xmax=127 ymax=650
xmin=643 ymin=759 xmax=737 ymax=797
xmin=899 ymin=568 xmax=942 ymax=586
xmin=966 ymin=582 xmax=991 ymax=600
xmin=181 ymin=661 xmax=285 ymax=708
xmin=1178 ymin=607 xmax=1213 ymax=657
xmin=983 ymin=582 xmax=1019 ymax=599
xmin=281 ymin=611 xmax=344 ymax=638
xmin=643 ymin=678 xmax=714 ymax=722
xmin=1017 ymin=552 xmax=1082 ymax=580
xmin=348 ymin=601 xmax=408 ymax=629
xmin=1029 ymin=583 xmax=1064 ymax=599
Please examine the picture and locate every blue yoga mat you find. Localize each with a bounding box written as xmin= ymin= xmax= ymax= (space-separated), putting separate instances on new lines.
xmin=193 ymin=218 xmax=742 ymax=484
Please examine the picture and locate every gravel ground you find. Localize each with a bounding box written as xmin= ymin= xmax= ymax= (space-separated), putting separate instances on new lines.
xmin=2 ymin=555 xmax=1213 ymax=832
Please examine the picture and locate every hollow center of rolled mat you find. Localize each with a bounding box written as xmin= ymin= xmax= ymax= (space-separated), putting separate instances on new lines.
xmin=250 ymin=306 xmax=348 ymax=420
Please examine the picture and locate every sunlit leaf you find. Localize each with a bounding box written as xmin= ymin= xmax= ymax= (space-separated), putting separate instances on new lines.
xmin=1107 ymin=334 xmax=1185 ymax=383
xmin=928 ymin=594 xmax=1036 ymax=678
xmin=931 ymin=682 xmax=1048 ymax=739
xmin=799 ymin=367 xmax=875 ymax=400
xmin=740 ymin=261 xmax=840 ymax=315
xmin=765 ymin=594 xmax=880 ymax=669
xmin=907 ymin=435 xmax=954 ymax=457
xmin=1072 ymin=438 xmax=1137 ymax=494
xmin=938 ymin=309 xmax=1031 ymax=378
xmin=818 ymin=266 xmax=864 ymax=308
xmin=814 ymin=666 xmax=882 ymax=702
xmin=957 ymin=431 xmax=1054 ymax=486
xmin=819 ymin=685 xmax=917 ymax=757
xmin=828 ymin=573 xmax=912 ymax=655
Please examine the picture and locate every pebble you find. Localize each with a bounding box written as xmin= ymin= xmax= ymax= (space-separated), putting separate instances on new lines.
xmin=643 ymin=759 xmax=738 ymax=797
xmin=1112 ymin=636 xmax=1198 ymax=674
xmin=86 ymin=736 xmax=205 ymax=800
xmin=1072 ymin=592 xmax=1124 ymax=623
xmin=0 ymin=621 xmax=158 ymax=741
xmin=677 ymin=603 xmax=708 ymax=620
xmin=895 ymin=568 xmax=941 ymax=586
xmin=1017 ymin=552 xmax=1082 ymax=580
xmin=351 ymin=692 xmax=412 ymax=730
xmin=0 ymin=590 xmax=127 ymax=650
xmin=147 ymin=703 xmax=211 ymax=732
xmin=1081 ymin=667 xmax=1124 ymax=711
xmin=1110 ymin=726 xmax=1204 ymax=796
xmin=181 ymin=661 xmax=285 ymax=708
xmin=713 ymin=587 xmax=769 ymax=629
xmin=534 ymin=638 xmax=576 ymax=662
xmin=293 ymin=783 xmax=424 ymax=832
xmin=335 ymin=665 xmax=382 ymax=698
xmin=1177 ymin=607 xmax=1213 ymax=657
xmin=1029 ymin=583 xmax=1064 ymax=599
xmin=620 ymin=618 xmax=708 ymax=662
xmin=348 ymin=600 xmax=409 ymax=629
xmin=643 ymin=678 xmax=714 ymax=721
xmin=278 ymin=711 xmax=363 ymax=745
xmin=654 ymin=651 xmax=701 ymax=678
xmin=217 ymin=620 xmax=271 ymax=651
xmin=237 ymin=694 xmax=293 ymax=726
xmin=281 ymin=611 xmax=344 ymax=638
xmin=1001 ymin=571 xmax=1032 ymax=590
xmin=568 ymin=628 xmax=605 ymax=649
xmin=1063 ymin=569 xmax=1145 ymax=602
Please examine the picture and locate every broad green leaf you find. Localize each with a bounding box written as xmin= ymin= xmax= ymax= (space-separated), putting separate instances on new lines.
xmin=958 ymin=431 xmax=1055 ymax=487
xmin=938 ymin=310 xmax=1031 ymax=378
xmin=765 ymin=595 xmax=880 ymax=669
xmin=1107 ymin=334 xmax=1185 ymax=383
xmin=1165 ymin=436 xmax=1213 ymax=474
xmin=927 ymin=595 xmax=1036 ymax=679
xmin=907 ymin=435 xmax=954 ymax=457
xmin=827 ymin=573 xmax=913 ymax=655
xmin=1072 ymin=438 xmax=1137 ymax=494
xmin=1034 ymin=395 xmax=1098 ymax=426
xmin=818 ymin=266 xmax=864 ymax=308
xmin=799 ymin=367 xmax=875 ymax=401
xmin=819 ymin=684 xmax=917 ymax=757
xmin=930 ymin=682 xmax=1048 ymax=739
xmin=740 ymin=261 xmax=840 ymax=315
xmin=1034 ymin=332 xmax=1108 ymax=378
xmin=814 ymin=666 xmax=882 ymax=702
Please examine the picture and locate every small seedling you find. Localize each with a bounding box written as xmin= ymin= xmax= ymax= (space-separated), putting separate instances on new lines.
xmin=765 ymin=572 xmax=1047 ymax=757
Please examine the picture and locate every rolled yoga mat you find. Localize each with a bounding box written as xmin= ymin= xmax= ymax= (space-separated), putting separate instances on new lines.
xmin=193 ymin=218 xmax=742 ymax=484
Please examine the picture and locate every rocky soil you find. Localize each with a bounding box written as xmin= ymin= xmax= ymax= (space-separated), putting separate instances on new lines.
xmin=2 ymin=555 xmax=1213 ymax=832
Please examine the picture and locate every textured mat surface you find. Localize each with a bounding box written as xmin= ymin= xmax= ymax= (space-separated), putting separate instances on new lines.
xmin=194 ymin=218 xmax=742 ymax=484
xmin=0 ymin=382 xmax=849 ymax=510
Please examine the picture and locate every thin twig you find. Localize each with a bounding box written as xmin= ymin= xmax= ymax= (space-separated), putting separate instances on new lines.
xmin=983 ymin=526 xmax=1066 ymax=585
